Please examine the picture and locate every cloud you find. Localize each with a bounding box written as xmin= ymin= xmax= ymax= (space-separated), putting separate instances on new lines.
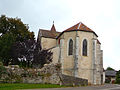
xmin=0 ymin=0 xmax=24 ymax=15
xmin=0 ymin=0 xmax=120 ymax=70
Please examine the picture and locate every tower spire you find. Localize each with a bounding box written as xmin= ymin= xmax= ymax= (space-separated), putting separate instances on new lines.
xmin=51 ymin=21 xmax=56 ymax=32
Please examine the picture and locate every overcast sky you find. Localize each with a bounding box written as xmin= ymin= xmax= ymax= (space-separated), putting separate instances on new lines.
xmin=0 ymin=0 xmax=120 ymax=70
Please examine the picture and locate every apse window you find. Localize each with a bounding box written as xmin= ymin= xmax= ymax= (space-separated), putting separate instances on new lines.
xmin=68 ymin=39 xmax=73 ymax=55
xmin=82 ymin=39 xmax=87 ymax=56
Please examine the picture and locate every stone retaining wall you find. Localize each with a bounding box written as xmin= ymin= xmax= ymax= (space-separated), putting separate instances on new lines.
xmin=61 ymin=74 xmax=88 ymax=86
xmin=0 ymin=63 xmax=88 ymax=86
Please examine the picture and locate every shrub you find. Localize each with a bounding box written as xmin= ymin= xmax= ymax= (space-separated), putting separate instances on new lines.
xmin=0 ymin=62 xmax=7 ymax=79
xmin=105 ymin=78 xmax=111 ymax=83
xmin=115 ymin=70 xmax=120 ymax=84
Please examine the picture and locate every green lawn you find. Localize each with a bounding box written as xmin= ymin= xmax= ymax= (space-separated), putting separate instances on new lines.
xmin=0 ymin=83 xmax=65 ymax=90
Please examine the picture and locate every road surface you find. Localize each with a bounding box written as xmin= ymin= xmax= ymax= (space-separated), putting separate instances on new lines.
xmin=25 ymin=84 xmax=120 ymax=90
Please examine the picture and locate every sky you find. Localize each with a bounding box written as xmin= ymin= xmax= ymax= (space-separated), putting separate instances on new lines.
xmin=0 ymin=0 xmax=120 ymax=70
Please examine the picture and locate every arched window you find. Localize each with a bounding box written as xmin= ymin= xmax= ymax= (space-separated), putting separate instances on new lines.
xmin=68 ymin=39 xmax=73 ymax=55
xmin=82 ymin=39 xmax=87 ymax=56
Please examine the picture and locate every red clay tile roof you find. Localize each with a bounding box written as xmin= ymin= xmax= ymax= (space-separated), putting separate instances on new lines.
xmin=57 ymin=22 xmax=98 ymax=38
xmin=65 ymin=22 xmax=93 ymax=32
xmin=39 ymin=22 xmax=98 ymax=39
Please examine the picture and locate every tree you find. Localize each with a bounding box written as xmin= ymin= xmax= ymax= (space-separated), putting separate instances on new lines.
xmin=32 ymin=42 xmax=53 ymax=68
xmin=116 ymin=70 xmax=120 ymax=84
xmin=106 ymin=67 xmax=115 ymax=71
xmin=0 ymin=33 xmax=15 ymax=65
xmin=0 ymin=15 xmax=34 ymax=40
xmin=0 ymin=15 xmax=53 ymax=67
xmin=11 ymin=39 xmax=53 ymax=68
xmin=11 ymin=39 xmax=35 ymax=67
xmin=0 ymin=15 xmax=34 ymax=65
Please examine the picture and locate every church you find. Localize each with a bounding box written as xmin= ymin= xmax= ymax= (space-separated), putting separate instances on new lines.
xmin=37 ymin=22 xmax=103 ymax=85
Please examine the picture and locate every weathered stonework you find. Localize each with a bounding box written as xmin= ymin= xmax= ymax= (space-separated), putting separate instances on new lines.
xmin=61 ymin=74 xmax=88 ymax=86
xmin=40 ymin=37 xmax=56 ymax=49
xmin=0 ymin=64 xmax=88 ymax=86
xmin=38 ymin=22 xmax=103 ymax=85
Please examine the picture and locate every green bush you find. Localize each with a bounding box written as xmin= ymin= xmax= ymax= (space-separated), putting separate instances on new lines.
xmin=0 ymin=62 xmax=7 ymax=79
xmin=115 ymin=70 xmax=120 ymax=84
xmin=116 ymin=78 xmax=120 ymax=84
xmin=105 ymin=79 xmax=111 ymax=83
xmin=0 ymin=61 xmax=3 ymax=66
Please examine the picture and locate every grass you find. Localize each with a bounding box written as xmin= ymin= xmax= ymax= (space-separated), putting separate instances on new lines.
xmin=0 ymin=83 xmax=65 ymax=90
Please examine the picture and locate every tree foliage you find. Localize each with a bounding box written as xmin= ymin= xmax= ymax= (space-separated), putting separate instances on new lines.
xmin=0 ymin=15 xmax=34 ymax=41
xmin=0 ymin=33 xmax=15 ymax=65
xmin=116 ymin=70 xmax=120 ymax=84
xmin=106 ymin=67 xmax=114 ymax=71
xmin=33 ymin=42 xmax=53 ymax=68
xmin=0 ymin=15 xmax=34 ymax=65
xmin=0 ymin=15 xmax=53 ymax=68
xmin=11 ymin=39 xmax=35 ymax=67
xmin=11 ymin=39 xmax=53 ymax=68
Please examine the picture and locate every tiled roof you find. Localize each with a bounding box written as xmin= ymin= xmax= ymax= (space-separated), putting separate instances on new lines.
xmin=39 ymin=29 xmax=61 ymax=39
xmin=57 ymin=22 xmax=98 ymax=38
xmin=39 ymin=23 xmax=61 ymax=39
xmin=39 ymin=22 xmax=98 ymax=39
xmin=105 ymin=70 xmax=116 ymax=77
xmin=64 ymin=22 xmax=93 ymax=32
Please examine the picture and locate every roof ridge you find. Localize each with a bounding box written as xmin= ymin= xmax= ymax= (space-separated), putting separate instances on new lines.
xmin=65 ymin=22 xmax=80 ymax=31
xmin=65 ymin=22 xmax=93 ymax=31
xmin=77 ymin=22 xmax=81 ymax=29
xmin=39 ymin=28 xmax=61 ymax=39
xmin=39 ymin=29 xmax=50 ymax=31
xmin=57 ymin=22 xmax=98 ymax=39
xmin=79 ymin=22 xmax=95 ymax=32
xmin=39 ymin=29 xmax=61 ymax=33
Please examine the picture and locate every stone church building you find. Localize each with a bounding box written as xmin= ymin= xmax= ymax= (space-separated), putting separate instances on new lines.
xmin=37 ymin=22 xmax=103 ymax=85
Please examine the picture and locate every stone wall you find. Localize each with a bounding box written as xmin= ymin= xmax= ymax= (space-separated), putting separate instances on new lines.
xmin=58 ymin=31 xmax=98 ymax=84
xmin=51 ymin=46 xmax=60 ymax=64
xmin=0 ymin=63 xmax=60 ymax=84
xmin=0 ymin=63 xmax=88 ymax=86
xmin=41 ymin=37 xmax=57 ymax=49
xmin=61 ymin=74 xmax=88 ymax=86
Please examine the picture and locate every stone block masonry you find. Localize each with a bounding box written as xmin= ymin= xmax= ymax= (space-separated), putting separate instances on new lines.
xmin=0 ymin=63 xmax=88 ymax=86
xmin=61 ymin=74 xmax=88 ymax=86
